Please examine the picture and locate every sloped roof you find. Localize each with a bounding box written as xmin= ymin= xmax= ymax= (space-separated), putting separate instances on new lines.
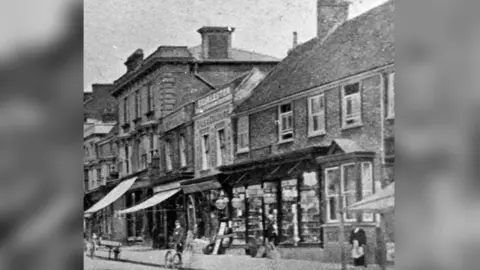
xmin=235 ymin=0 xmax=394 ymax=113
xmin=188 ymin=46 xmax=280 ymax=62
xmin=331 ymin=138 xmax=366 ymax=153
xmin=195 ymin=70 xmax=249 ymax=88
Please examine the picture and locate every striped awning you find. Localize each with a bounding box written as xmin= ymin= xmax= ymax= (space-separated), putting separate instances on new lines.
xmin=84 ymin=177 xmax=138 ymax=215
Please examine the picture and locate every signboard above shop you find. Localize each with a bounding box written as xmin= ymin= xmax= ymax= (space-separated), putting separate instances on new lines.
xmin=196 ymin=86 xmax=232 ymax=114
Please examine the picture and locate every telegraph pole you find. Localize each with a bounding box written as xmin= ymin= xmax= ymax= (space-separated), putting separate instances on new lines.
xmin=337 ymin=182 xmax=347 ymax=270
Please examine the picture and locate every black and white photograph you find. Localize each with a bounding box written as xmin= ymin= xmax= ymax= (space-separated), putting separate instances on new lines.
xmin=83 ymin=0 xmax=394 ymax=269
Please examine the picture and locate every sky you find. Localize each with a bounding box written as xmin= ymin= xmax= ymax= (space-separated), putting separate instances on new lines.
xmin=84 ymin=0 xmax=389 ymax=92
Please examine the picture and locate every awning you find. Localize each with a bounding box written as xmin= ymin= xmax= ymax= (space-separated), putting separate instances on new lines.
xmin=116 ymin=188 xmax=181 ymax=215
xmin=182 ymin=180 xmax=222 ymax=194
xmin=346 ymin=182 xmax=395 ymax=213
xmin=84 ymin=177 xmax=138 ymax=215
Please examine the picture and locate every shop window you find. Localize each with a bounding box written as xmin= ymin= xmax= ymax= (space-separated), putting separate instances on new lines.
xmin=246 ymin=185 xmax=264 ymax=242
xmin=341 ymin=163 xmax=357 ymax=221
xmin=278 ymin=103 xmax=293 ymax=142
xmin=231 ymin=187 xmax=246 ymax=245
xmin=280 ymin=179 xmax=299 ymax=244
xmin=361 ymin=162 xmax=374 ymax=222
xmin=179 ymin=134 xmax=187 ymax=167
xmin=201 ymin=134 xmax=210 ymax=170
xmin=216 ymin=129 xmax=226 ymax=166
xmin=263 ymin=182 xmax=279 ymax=239
xmin=342 ymin=82 xmax=362 ymax=128
xmin=237 ymin=116 xmax=249 ymax=152
xmin=299 ymin=172 xmax=321 ymax=243
xmin=325 ymin=167 xmax=340 ymax=222
xmin=308 ymin=94 xmax=326 ymax=136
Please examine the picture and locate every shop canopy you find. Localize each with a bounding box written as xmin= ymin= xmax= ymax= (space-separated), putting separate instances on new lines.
xmin=84 ymin=176 xmax=138 ymax=216
xmin=182 ymin=180 xmax=222 ymax=194
xmin=116 ymin=188 xmax=181 ymax=215
xmin=347 ymin=182 xmax=395 ymax=213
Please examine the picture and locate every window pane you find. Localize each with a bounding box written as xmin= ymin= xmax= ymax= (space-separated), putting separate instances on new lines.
xmin=326 ymin=168 xmax=340 ymax=196
xmin=344 ymin=194 xmax=357 ymax=220
xmin=328 ymin=197 xmax=337 ymax=221
xmin=299 ymin=173 xmax=321 ymax=243
xmin=231 ymin=187 xmax=246 ymax=245
xmin=280 ymin=179 xmax=299 ymax=244
xmin=280 ymin=104 xmax=291 ymax=113
xmin=342 ymin=164 xmax=356 ymax=193
xmin=344 ymin=83 xmax=360 ymax=95
xmin=287 ymin=114 xmax=293 ymax=130
xmin=281 ymin=116 xmax=287 ymax=131
xmin=263 ymin=182 xmax=279 ymax=241
xmin=246 ymin=185 xmax=263 ymax=242
xmin=312 ymin=115 xmax=319 ymax=131
xmin=310 ymin=97 xmax=320 ymax=114
xmin=346 ymin=97 xmax=353 ymax=116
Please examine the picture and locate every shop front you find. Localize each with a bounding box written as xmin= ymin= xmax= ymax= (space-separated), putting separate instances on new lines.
xmin=116 ymin=180 xmax=186 ymax=249
xmin=218 ymin=146 xmax=328 ymax=260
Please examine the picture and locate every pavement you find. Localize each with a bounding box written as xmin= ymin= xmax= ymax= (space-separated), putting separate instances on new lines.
xmin=84 ymin=255 xmax=168 ymax=270
xmin=87 ymin=245 xmax=395 ymax=270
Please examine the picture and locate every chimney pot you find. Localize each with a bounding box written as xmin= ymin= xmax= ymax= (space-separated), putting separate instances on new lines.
xmin=293 ymin=32 xmax=298 ymax=48
xmin=125 ymin=49 xmax=144 ymax=72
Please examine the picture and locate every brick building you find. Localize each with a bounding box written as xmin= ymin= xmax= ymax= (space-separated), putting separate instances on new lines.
xmin=218 ymin=0 xmax=394 ymax=264
xmin=87 ymin=26 xmax=279 ymax=244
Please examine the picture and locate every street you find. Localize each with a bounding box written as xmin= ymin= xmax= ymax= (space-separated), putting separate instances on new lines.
xmin=84 ymin=256 xmax=169 ymax=270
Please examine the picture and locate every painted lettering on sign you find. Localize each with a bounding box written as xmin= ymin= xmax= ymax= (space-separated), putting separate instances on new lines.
xmin=196 ymin=87 xmax=232 ymax=112
xmin=163 ymin=109 xmax=185 ymax=131
xmin=196 ymin=108 xmax=230 ymax=129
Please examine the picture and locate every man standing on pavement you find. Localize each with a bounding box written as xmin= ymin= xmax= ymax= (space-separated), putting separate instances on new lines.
xmin=172 ymin=220 xmax=185 ymax=253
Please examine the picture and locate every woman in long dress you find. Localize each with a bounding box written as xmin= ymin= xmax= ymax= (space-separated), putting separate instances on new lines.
xmin=349 ymin=228 xmax=367 ymax=268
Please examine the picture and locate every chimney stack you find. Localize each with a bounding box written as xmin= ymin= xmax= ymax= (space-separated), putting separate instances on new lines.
xmin=197 ymin=26 xmax=235 ymax=59
xmin=317 ymin=0 xmax=349 ymax=40
xmin=124 ymin=49 xmax=144 ymax=73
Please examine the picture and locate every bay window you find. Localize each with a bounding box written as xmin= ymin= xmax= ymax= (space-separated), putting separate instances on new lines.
xmin=278 ymin=103 xmax=293 ymax=142
xmin=342 ymin=82 xmax=362 ymax=128
xmin=325 ymin=160 xmax=375 ymax=223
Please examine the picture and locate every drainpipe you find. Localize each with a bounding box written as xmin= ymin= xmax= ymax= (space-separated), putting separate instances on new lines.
xmin=378 ymin=73 xmax=387 ymax=270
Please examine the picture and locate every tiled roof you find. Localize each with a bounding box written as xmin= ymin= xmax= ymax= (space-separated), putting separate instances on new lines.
xmin=331 ymin=138 xmax=366 ymax=153
xmin=235 ymin=0 xmax=394 ymax=113
xmin=188 ymin=46 xmax=280 ymax=62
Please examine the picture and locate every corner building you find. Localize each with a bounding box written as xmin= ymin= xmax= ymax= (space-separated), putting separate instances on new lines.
xmin=219 ymin=0 xmax=394 ymax=264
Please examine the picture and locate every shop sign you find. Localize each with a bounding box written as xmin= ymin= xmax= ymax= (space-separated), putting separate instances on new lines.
xmin=302 ymin=172 xmax=317 ymax=187
xmin=196 ymin=108 xmax=230 ymax=129
xmin=231 ymin=197 xmax=244 ymax=209
xmin=196 ymin=87 xmax=232 ymax=113
xmin=215 ymin=199 xmax=227 ymax=210
xmin=253 ymin=197 xmax=262 ymax=206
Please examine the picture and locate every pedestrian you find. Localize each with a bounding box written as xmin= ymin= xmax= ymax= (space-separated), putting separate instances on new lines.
xmin=265 ymin=214 xmax=277 ymax=246
xmin=172 ymin=220 xmax=185 ymax=253
xmin=349 ymin=227 xmax=367 ymax=269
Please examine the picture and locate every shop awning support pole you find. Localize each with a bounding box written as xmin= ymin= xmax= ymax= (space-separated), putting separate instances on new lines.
xmin=337 ymin=183 xmax=347 ymax=270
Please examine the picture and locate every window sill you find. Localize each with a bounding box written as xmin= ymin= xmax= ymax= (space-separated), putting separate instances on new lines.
xmin=307 ymin=131 xmax=326 ymax=138
xmin=341 ymin=123 xmax=363 ymax=131
xmin=277 ymin=138 xmax=294 ymax=145
xmin=236 ymin=148 xmax=250 ymax=154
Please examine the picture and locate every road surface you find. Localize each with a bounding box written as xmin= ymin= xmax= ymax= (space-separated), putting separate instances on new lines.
xmin=84 ymin=256 xmax=169 ymax=270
